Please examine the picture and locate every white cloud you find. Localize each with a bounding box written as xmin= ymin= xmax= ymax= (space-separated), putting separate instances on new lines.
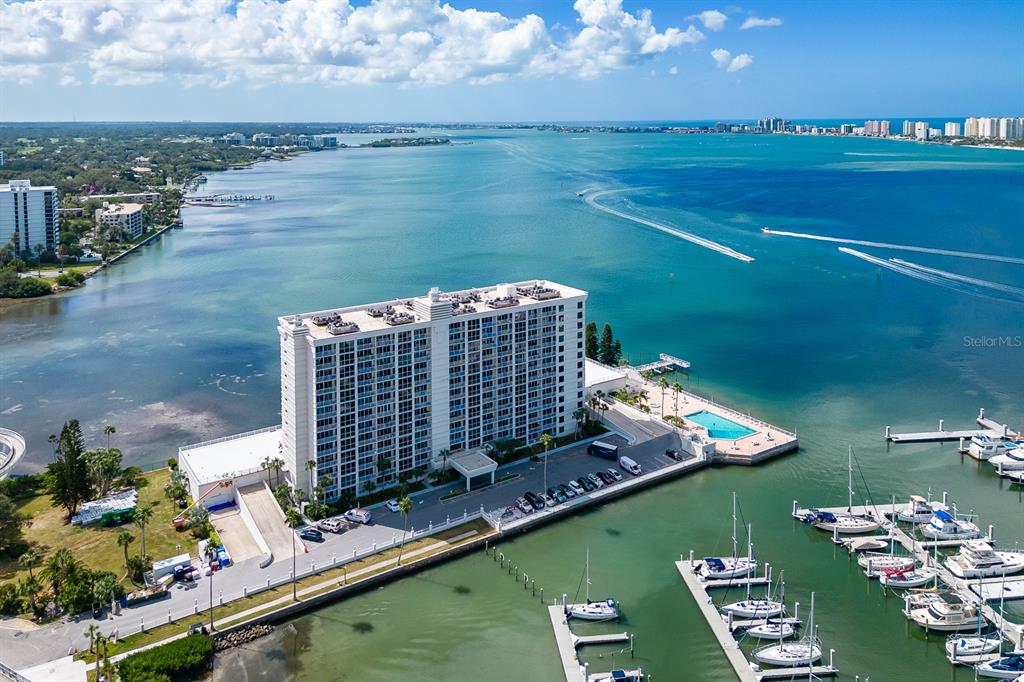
xmin=668 ymin=65 xmax=678 ymax=75
xmin=692 ymin=9 xmax=727 ymax=32
xmin=740 ymin=16 xmax=783 ymax=30
xmin=710 ymin=48 xmax=752 ymax=72
xmin=0 ymin=0 xmax=706 ymax=86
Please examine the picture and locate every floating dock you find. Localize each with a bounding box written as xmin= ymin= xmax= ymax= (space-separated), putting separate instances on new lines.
xmin=885 ymin=408 xmax=1019 ymax=445
xmin=674 ymin=557 xmax=838 ymax=682
xmin=635 ymin=353 xmax=691 ymax=375
xmin=547 ymin=606 xmax=636 ymax=682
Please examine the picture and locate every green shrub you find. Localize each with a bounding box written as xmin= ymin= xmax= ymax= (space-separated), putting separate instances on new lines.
xmin=118 ymin=632 xmax=213 ymax=682
xmin=55 ymin=273 xmax=77 ymax=287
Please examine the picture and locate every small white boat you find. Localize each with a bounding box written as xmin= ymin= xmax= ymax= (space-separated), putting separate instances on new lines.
xmin=880 ymin=567 xmax=937 ymax=589
xmin=747 ymin=620 xmax=797 ymax=640
xmin=721 ymin=598 xmax=783 ymax=619
xmin=946 ymin=634 xmax=1003 ymax=660
xmin=590 ymin=669 xmax=643 ymax=682
xmin=919 ymin=510 xmax=982 ymax=541
xmin=1001 ymin=470 xmax=1024 ymax=485
xmin=858 ymin=552 xmax=916 ymax=577
xmin=840 ymin=535 xmax=893 ymax=553
xmin=909 ymin=593 xmax=984 ymax=632
xmin=566 ymin=550 xmax=619 ymax=622
xmin=970 ymin=433 xmax=1014 ymax=461
xmin=991 ymin=445 xmax=1024 ymax=472
xmin=977 ymin=653 xmax=1024 ymax=679
xmin=801 ymin=447 xmax=880 ymax=534
xmin=753 ymin=592 xmax=823 ymax=668
xmin=896 ymin=494 xmax=948 ymax=523
xmin=699 ymin=493 xmax=757 ymax=580
xmin=946 ymin=540 xmax=1024 ymax=579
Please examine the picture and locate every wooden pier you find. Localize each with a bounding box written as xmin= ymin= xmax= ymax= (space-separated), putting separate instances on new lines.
xmin=548 ymin=605 xmax=586 ymax=682
xmin=674 ymin=558 xmax=837 ymax=682
xmin=635 ymin=353 xmax=690 ymax=375
xmin=885 ymin=408 xmax=1019 ymax=444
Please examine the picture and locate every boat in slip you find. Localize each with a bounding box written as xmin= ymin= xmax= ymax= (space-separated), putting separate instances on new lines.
xmin=698 ymin=493 xmax=757 ymax=580
xmin=858 ymin=552 xmax=916 ymax=578
xmin=990 ymin=444 xmax=1024 ymax=472
xmin=753 ymin=592 xmax=822 ymax=668
xmin=976 ymin=654 xmax=1024 ymax=679
xmin=566 ymin=550 xmax=619 ymax=622
xmin=919 ymin=510 xmax=982 ymax=541
xmin=945 ymin=540 xmax=1024 ymax=579
xmin=746 ymin=574 xmax=799 ymax=640
xmin=589 ymin=669 xmax=644 ymax=682
xmin=721 ymin=597 xmax=784 ymax=619
xmin=879 ymin=566 xmax=938 ymax=589
xmin=947 ymin=634 xmax=1003 ymax=661
xmin=896 ymin=494 xmax=948 ymax=523
xmin=802 ymin=447 xmax=880 ymax=535
xmin=970 ymin=433 xmax=1015 ymax=461
xmin=908 ymin=593 xmax=984 ymax=632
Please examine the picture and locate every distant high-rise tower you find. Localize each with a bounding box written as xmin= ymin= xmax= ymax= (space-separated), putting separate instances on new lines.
xmin=0 ymin=180 xmax=60 ymax=255
xmin=943 ymin=122 xmax=962 ymax=137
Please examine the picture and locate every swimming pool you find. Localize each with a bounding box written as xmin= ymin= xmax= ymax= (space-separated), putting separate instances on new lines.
xmin=684 ymin=410 xmax=757 ymax=440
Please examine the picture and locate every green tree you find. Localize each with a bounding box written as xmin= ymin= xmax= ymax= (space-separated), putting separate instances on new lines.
xmin=133 ymin=503 xmax=154 ymax=559
xmin=45 ymin=420 xmax=93 ymax=519
xmin=657 ymin=377 xmax=669 ymax=412
xmin=572 ymin=407 xmax=588 ymax=436
xmin=33 ymin=243 xmax=43 ymax=275
xmin=116 ymin=531 xmax=134 ymax=578
xmin=304 ymin=459 xmax=316 ymax=495
xmin=85 ymin=448 xmax=122 ymax=497
xmin=598 ymin=323 xmax=614 ymax=365
xmin=361 ymin=480 xmax=376 ymax=501
xmin=92 ymin=573 xmax=121 ymax=608
xmin=103 ymin=424 xmax=116 ymax=451
xmin=584 ymin=321 xmax=598 ymax=360
xmin=0 ymin=493 xmax=27 ymax=555
xmin=612 ymin=339 xmax=623 ymax=365
xmin=18 ymin=574 xmax=41 ymax=614
xmin=540 ymin=432 xmax=555 ymax=491
xmin=437 ymin=448 xmax=451 ymax=471
xmin=375 ymin=454 xmax=391 ymax=480
xmin=43 ymin=547 xmax=81 ymax=596
xmin=396 ymin=496 xmax=413 ymax=565
xmin=84 ymin=623 xmax=99 ymax=655
xmin=18 ymin=547 xmax=40 ymax=581
xmin=671 ymin=381 xmax=683 ymax=414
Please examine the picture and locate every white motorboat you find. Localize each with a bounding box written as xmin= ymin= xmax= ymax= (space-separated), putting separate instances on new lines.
xmin=858 ymin=552 xmax=916 ymax=578
xmin=902 ymin=590 xmax=945 ymax=616
xmin=879 ymin=567 xmax=938 ymax=589
xmin=1001 ymin=470 xmax=1024 ymax=485
xmin=566 ymin=550 xmax=619 ymax=622
xmin=991 ymin=445 xmax=1024 ymax=472
xmin=747 ymin=620 xmax=798 ymax=640
xmin=802 ymin=447 xmax=880 ymax=534
xmin=946 ymin=540 xmax=1024 ymax=579
xmin=590 ymin=669 xmax=644 ymax=682
xmin=908 ymin=593 xmax=984 ymax=632
xmin=721 ymin=597 xmax=783 ymax=619
xmin=970 ymin=433 xmax=1014 ymax=461
xmin=753 ymin=592 xmax=822 ymax=668
xmin=699 ymin=493 xmax=757 ymax=580
xmin=977 ymin=654 xmax=1024 ymax=679
xmin=947 ymin=635 xmax=1003 ymax=660
xmin=919 ymin=510 xmax=982 ymax=541
xmin=896 ymin=494 xmax=948 ymax=523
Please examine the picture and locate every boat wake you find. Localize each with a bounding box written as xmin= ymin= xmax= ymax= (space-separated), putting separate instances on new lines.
xmin=763 ymin=229 xmax=1024 ymax=265
xmin=839 ymin=248 xmax=1024 ymax=304
xmin=587 ymin=189 xmax=755 ymax=263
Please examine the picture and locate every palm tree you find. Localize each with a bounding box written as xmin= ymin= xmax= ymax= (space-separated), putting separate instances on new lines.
xmin=540 ymin=433 xmax=554 ymax=492
xmin=396 ymin=496 xmax=413 ymax=565
xmin=304 ymin=459 xmax=316 ymax=494
xmin=284 ymin=507 xmax=303 ymax=601
xmin=261 ymin=456 xmax=271 ymax=484
xmin=18 ymin=548 xmax=39 ymax=581
xmin=93 ymin=632 xmax=107 ymax=678
xmin=84 ymin=624 xmax=99 ymax=654
xmin=133 ymin=503 xmax=153 ymax=559
xmin=33 ymin=243 xmax=43 ymax=275
xmin=658 ymin=377 xmax=669 ymax=414
xmin=103 ymin=424 xmax=116 ymax=451
xmin=672 ymin=382 xmax=683 ymax=415
xmin=572 ymin=408 xmax=588 ymax=437
xmin=43 ymin=547 xmax=80 ymax=596
xmin=116 ymin=531 xmax=134 ymax=578
xmin=361 ymin=480 xmax=376 ymax=501
xmin=270 ymin=457 xmax=286 ymax=488
xmin=375 ymin=454 xmax=391 ymax=482
xmin=437 ymin=448 xmax=451 ymax=472
xmin=19 ymin=574 xmax=41 ymax=614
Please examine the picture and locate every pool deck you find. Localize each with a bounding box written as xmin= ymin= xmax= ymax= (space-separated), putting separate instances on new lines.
xmin=639 ymin=378 xmax=799 ymax=465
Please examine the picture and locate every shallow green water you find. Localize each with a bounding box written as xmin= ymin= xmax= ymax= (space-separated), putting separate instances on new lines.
xmin=3 ymin=130 xmax=1023 ymax=680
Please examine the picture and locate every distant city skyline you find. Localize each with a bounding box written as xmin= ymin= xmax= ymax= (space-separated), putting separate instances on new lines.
xmin=1 ymin=0 xmax=1021 ymax=122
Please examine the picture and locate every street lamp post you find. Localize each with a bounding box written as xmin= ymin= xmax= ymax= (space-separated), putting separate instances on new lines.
xmin=292 ymin=532 xmax=297 ymax=601
xmin=208 ymin=567 xmax=214 ymax=632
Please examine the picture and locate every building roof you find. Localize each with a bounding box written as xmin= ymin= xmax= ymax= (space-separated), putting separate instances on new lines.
xmin=101 ymin=203 xmax=144 ymax=216
xmin=585 ymin=358 xmax=627 ymax=388
xmin=178 ymin=426 xmax=282 ymax=486
xmin=449 ymin=449 xmax=497 ymax=477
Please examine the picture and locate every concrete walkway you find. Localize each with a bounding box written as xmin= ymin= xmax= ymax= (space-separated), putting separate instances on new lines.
xmin=237 ymin=483 xmax=300 ymax=559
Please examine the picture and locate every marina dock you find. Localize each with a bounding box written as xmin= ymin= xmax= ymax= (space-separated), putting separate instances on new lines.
xmin=674 ymin=558 xmax=838 ymax=682
xmin=635 ymin=353 xmax=691 ymax=374
xmin=885 ymin=408 xmax=1020 ymax=445
xmin=547 ymin=606 xmax=636 ymax=682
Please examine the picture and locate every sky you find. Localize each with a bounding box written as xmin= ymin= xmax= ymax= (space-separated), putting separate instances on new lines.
xmin=0 ymin=0 xmax=1021 ymax=122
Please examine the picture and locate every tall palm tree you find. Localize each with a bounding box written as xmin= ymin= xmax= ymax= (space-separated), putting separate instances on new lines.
xmin=375 ymin=454 xmax=391 ymax=481
xmin=116 ymin=531 xmax=134 ymax=579
xmin=261 ymin=456 xmax=271 ymax=484
xmin=396 ymin=496 xmax=413 ymax=565
xmin=304 ymin=459 xmax=316 ymax=494
xmin=43 ymin=547 xmax=80 ymax=596
xmin=658 ymin=377 xmax=669 ymax=414
xmin=133 ymin=503 xmax=153 ymax=559
xmin=84 ymin=624 xmax=99 ymax=654
xmin=572 ymin=408 xmax=588 ymax=436
xmin=672 ymin=382 xmax=683 ymax=415
xmin=18 ymin=548 xmax=39 ymax=581
xmin=33 ymin=243 xmax=43 ymax=276
xmin=270 ymin=457 xmax=286 ymax=488
xmin=103 ymin=424 xmax=116 ymax=451
xmin=93 ymin=633 xmax=107 ymax=678
xmin=540 ymin=433 xmax=554 ymax=492
xmin=284 ymin=507 xmax=303 ymax=601
xmin=437 ymin=448 xmax=451 ymax=472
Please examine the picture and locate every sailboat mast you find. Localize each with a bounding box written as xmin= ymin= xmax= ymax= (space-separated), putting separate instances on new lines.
xmin=585 ymin=549 xmax=591 ymax=602
xmin=847 ymin=446 xmax=854 ymax=512
xmin=732 ymin=492 xmax=738 ymax=559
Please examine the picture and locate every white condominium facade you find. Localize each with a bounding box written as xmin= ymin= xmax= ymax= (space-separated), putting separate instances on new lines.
xmin=914 ymin=121 xmax=929 ymax=140
xmin=0 ymin=179 xmax=59 ymax=255
xmin=278 ymin=280 xmax=587 ymax=501
xmin=96 ymin=202 xmax=145 ymax=238
xmin=944 ymin=122 xmax=962 ymax=137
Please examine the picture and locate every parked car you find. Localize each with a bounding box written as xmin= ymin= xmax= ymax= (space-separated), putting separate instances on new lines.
xmin=576 ymin=476 xmax=596 ymax=492
xmin=606 ymin=468 xmax=623 ymax=482
xmin=587 ymin=473 xmax=605 ymax=489
xmin=619 ymin=455 xmax=642 ymax=476
xmin=317 ymin=518 xmax=345 ymax=534
xmin=524 ymin=491 xmax=545 ymax=511
xmin=299 ymin=528 xmax=324 ymax=543
xmin=547 ymin=486 xmax=568 ymax=504
xmin=665 ymin=448 xmax=683 ymax=461
xmin=516 ymin=497 xmax=534 ymax=514
xmin=596 ymin=471 xmax=615 ymax=485
xmin=567 ymin=480 xmax=585 ymax=496
xmin=344 ymin=508 xmax=372 ymax=524
xmin=385 ymin=499 xmax=401 ymax=513
xmin=587 ymin=440 xmax=620 ymax=460
xmin=541 ymin=492 xmax=556 ymax=507
xmin=559 ymin=483 xmax=578 ymax=499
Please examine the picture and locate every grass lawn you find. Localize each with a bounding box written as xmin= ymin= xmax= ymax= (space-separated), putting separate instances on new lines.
xmin=34 ymin=263 xmax=98 ymax=280
xmin=0 ymin=469 xmax=198 ymax=591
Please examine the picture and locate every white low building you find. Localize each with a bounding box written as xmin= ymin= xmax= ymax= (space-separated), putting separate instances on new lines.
xmin=96 ymin=202 xmax=145 ymax=238
xmin=178 ymin=426 xmax=282 ymax=509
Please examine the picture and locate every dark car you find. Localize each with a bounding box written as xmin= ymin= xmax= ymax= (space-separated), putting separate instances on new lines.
xmin=547 ymin=486 xmax=568 ymax=504
xmin=559 ymin=483 xmax=577 ymax=499
xmin=596 ymin=470 xmax=615 ymax=485
xmin=665 ymin=448 xmax=683 ymax=461
xmin=524 ymin=491 xmax=545 ymax=511
xmin=299 ymin=528 xmax=324 ymax=543
xmin=577 ymin=476 xmax=596 ymax=492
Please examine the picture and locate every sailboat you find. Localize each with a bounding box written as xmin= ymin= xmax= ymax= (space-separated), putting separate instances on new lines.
xmin=947 ymin=575 xmax=1007 ymax=662
xmin=721 ymin=525 xmax=783 ymax=619
xmin=565 ymin=549 xmax=619 ymax=622
xmin=753 ymin=592 xmax=823 ymax=667
xmin=698 ymin=493 xmax=757 ymax=580
xmin=859 ymin=551 xmax=916 ymax=578
xmin=803 ymin=447 xmax=880 ymax=534
xmin=746 ymin=572 xmax=799 ymax=640
xmin=879 ymin=566 xmax=938 ymax=589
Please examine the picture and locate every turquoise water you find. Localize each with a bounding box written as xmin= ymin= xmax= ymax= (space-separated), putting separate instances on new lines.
xmin=3 ymin=130 xmax=1024 ymax=680
xmin=683 ymin=410 xmax=757 ymax=440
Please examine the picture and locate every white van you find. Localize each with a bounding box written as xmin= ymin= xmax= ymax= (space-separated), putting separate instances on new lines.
xmin=618 ymin=455 xmax=642 ymax=476
xmin=344 ymin=508 xmax=372 ymax=524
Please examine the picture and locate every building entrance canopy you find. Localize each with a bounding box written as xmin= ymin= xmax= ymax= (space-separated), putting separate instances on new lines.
xmin=448 ymin=450 xmax=498 ymax=491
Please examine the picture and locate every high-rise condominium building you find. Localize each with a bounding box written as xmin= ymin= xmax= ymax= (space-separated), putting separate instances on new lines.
xmin=998 ymin=117 xmax=1024 ymax=141
xmin=0 ymin=179 xmax=59 ymax=255
xmin=902 ymin=120 xmax=915 ymax=137
xmin=278 ymin=280 xmax=587 ymax=501
xmin=914 ymin=122 xmax=929 ymax=140
xmin=96 ymin=202 xmax=145 ymax=239
xmin=964 ymin=117 xmax=979 ymax=137
xmin=863 ymin=120 xmax=890 ymax=137
xmin=944 ymin=122 xmax=962 ymax=137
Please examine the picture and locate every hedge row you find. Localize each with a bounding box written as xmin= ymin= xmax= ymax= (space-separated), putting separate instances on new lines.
xmin=118 ymin=633 xmax=213 ymax=682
